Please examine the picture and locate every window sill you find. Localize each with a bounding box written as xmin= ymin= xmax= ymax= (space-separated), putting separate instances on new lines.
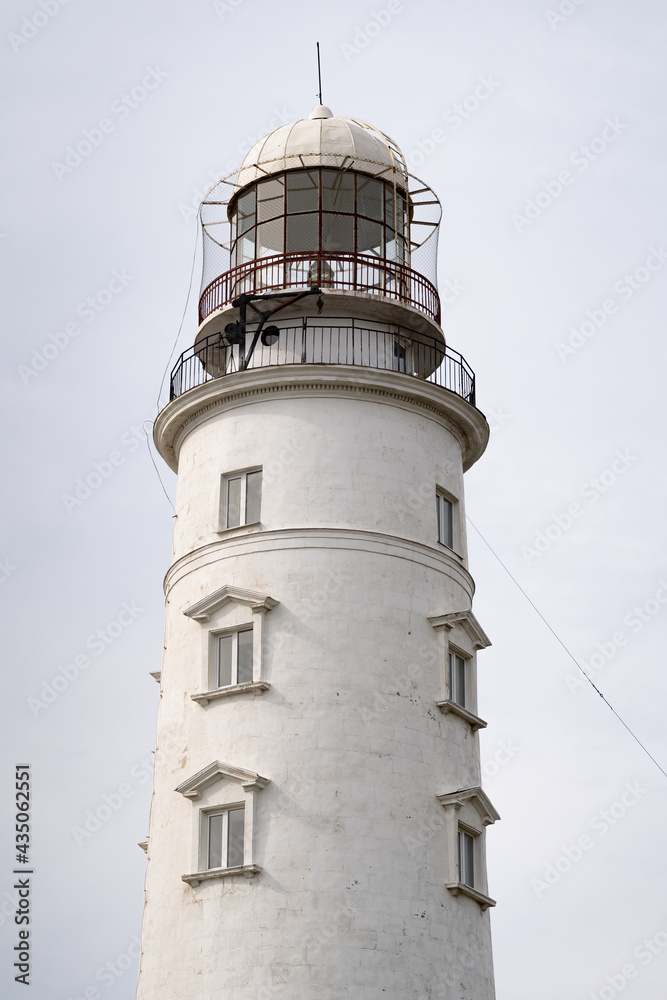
xmin=215 ymin=521 xmax=262 ymax=537
xmin=182 ymin=864 xmax=260 ymax=887
xmin=445 ymin=881 xmax=496 ymax=911
xmin=191 ymin=681 xmax=270 ymax=706
xmin=436 ymin=699 xmax=487 ymax=732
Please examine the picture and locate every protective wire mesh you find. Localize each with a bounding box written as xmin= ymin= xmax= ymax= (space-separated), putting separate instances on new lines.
xmin=199 ymin=155 xmax=442 ymax=317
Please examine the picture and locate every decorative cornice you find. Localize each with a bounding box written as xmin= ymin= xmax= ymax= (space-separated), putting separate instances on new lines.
xmin=154 ymin=365 xmax=488 ymax=474
xmin=428 ymin=609 xmax=491 ymax=649
xmin=175 ymin=761 xmax=269 ymax=799
xmin=184 ymin=585 xmax=278 ymax=623
xmin=436 ymin=786 xmax=500 ymax=826
xmin=163 ymin=526 xmax=475 ymax=599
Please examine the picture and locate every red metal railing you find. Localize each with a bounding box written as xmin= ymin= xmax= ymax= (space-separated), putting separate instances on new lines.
xmin=198 ymin=252 xmax=441 ymax=325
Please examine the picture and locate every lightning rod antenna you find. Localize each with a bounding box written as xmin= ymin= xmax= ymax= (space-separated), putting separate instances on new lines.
xmin=316 ymin=42 xmax=323 ymax=105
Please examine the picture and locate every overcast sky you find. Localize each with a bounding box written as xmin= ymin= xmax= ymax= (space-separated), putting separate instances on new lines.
xmin=1 ymin=1 xmax=666 ymax=998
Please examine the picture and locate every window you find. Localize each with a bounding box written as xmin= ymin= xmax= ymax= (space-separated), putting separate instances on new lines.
xmin=429 ymin=610 xmax=490 ymax=733
xmin=177 ymin=762 xmax=267 ymax=886
xmin=206 ymin=806 xmax=245 ymax=870
xmin=185 ymin=585 xmax=278 ymax=707
xmin=393 ymin=340 xmax=407 ymax=372
xmin=437 ymin=786 xmax=499 ymax=911
xmin=436 ymin=491 xmax=454 ymax=548
xmin=215 ymin=628 xmax=253 ymax=688
xmin=458 ymin=829 xmax=475 ymax=887
xmin=222 ymin=469 xmax=262 ymax=529
xmin=449 ymin=651 xmax=467 ymax=707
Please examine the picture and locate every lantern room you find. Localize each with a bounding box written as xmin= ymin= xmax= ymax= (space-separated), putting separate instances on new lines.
xmin=168 ymin=106 xmax=476 ymax=407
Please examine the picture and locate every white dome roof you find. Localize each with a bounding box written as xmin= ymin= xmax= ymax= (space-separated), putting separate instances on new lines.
xmin=235 ymin=107 xmax=409 ymax=192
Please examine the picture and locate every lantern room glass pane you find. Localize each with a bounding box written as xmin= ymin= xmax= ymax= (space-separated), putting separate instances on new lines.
xmin=227 ymin=808 xmax=245 ymax=868
xmin=236 ymin=629 xmax=253 ymax=684
xmin=236 ymin=233 xmax=255 ymax=265
xmin=237 ymin=190 xmax=255 ymax=235
xmin=208 ymin=813 xmax=223 ymax=869
xmin=357 ymin=176 xmax=384 ymax=221
xmin=322 ymin=169 xmax=354 ymax=213
xmin=322 ymin=213 xmax=354 ymax=252
xmin=357 ymin=218 xmax=383 ymax=256
xmin=256 ymin=219 xmax=284 ymax=257
xmin=385 ymin=187 xmax=406 ymax=236
xmin=396 ymin=193 xmax=406 ymax=234
xmin=287 ymin=170 xmax=319 ymax=213
xmin=286 ymin=213 xmax=319 ymax=252
xmin=257 ymin=177 xmax=284 ymax=222
xmin=385 ymin=232 xmax=401 ymax=264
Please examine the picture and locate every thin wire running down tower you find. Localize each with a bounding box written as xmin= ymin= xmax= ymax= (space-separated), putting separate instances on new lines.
xmin=138 ymin=104 xmax=499 ymax=999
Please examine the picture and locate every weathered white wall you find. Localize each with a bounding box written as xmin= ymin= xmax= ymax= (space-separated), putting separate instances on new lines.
xmin=138 ymin=370 xmax=495 ymax=1000
xmin=170 ymin=389 xmax=467 ymax=561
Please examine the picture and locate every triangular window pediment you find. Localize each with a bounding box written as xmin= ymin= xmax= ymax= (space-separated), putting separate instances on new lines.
xmin=428 ymin=609 xmax=491 ymax=649
xmin=175 ymin=761 xmax=269 ymax=799
xmin=436 ymin=785 xmax=500 ymax=826
xmin=184 ymin=586 xmax=278 ymax=623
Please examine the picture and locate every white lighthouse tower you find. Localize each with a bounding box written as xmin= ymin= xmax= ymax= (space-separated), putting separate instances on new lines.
xmin=138 ymin=104 xmax=499 ymax=999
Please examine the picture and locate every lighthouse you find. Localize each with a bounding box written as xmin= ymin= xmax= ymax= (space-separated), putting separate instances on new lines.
xmin=137 ymin=104 xmax=499 ymax=999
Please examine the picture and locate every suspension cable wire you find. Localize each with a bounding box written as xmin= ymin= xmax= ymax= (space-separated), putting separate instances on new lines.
xmin=467 ymin=517 xmax=667 ymax=782
xmin=142 ymin=206 xmax=203 ymax=511
xmin=142 ymin=419 xmax=175 ymax=512
xmin=155 ymin=205 xmax=202 ymax=413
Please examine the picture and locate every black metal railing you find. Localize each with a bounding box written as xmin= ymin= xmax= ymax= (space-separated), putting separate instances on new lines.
xmin=169 ymin=318 xmax=476 ymax=406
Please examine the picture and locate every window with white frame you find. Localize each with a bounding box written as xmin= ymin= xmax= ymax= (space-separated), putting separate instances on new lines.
xmin=436 ymin=490 xmax=455 ymax=549
xmin=448 ymin=650 xmax=469 ymax=708
xmin=214 ymin=627 xmax=253 ymax=688
xmin=221 ymin=468 xmax=262 ymax=529
xmin=206 ymin=805 xmax=245 ymax=870
xmin=429 ymin=610 xmax=490 ymax=733
xmin=437 ymin=786 xmax=499 ymax=911
xmin=458 ymin=828 xmax=476 ymax=888
xmin=185 ymin=586 xmax=278 ymax=707
xmin=177 ymin=761 xmax=267 ymax=886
